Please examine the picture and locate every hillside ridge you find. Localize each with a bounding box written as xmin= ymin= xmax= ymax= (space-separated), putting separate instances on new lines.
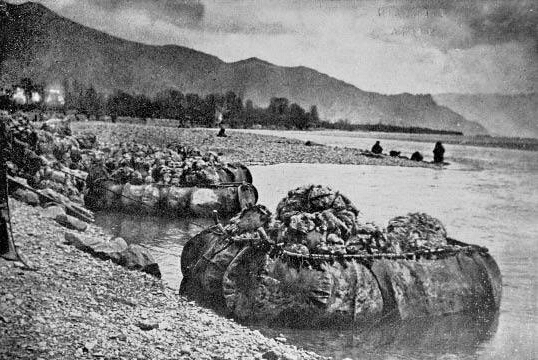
xmin=0 ymin=0 xmax=487 ymax=135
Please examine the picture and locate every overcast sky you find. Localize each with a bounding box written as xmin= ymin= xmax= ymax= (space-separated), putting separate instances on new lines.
xmin=13 ymin=0 xmax=538 ymax=95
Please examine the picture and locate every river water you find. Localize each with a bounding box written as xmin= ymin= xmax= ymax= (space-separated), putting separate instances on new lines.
xmin=94 ymin=130 xmax=537 ymax=360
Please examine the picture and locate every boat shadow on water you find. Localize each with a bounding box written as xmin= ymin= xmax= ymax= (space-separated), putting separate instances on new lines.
xmin=253 ymin=310 xmax=500 ymax=359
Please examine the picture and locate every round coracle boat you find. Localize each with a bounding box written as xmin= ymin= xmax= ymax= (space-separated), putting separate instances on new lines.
xmin=82 ymin=142 xmax=257 ymax=217
xmin=84 ymin=165 xmax=256 ymax=217
xmin=180 ymin=185 xmax=501 ymax=327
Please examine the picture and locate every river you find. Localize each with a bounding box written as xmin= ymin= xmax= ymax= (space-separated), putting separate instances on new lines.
xmin=94 ymin=130 xmax=537 ymax=360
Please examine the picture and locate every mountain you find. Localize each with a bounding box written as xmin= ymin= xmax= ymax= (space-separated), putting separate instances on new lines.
xmin=0 ymin=1 xmax=487 ymax=135
xmin=434 ymin=93 xmax=538 ymax=139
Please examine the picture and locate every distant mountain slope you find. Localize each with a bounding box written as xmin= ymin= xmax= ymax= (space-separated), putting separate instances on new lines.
xmin=434 ymin=93 xmax=538 ymax=139
xmin=0 ymin=1 xmax=487 ymax=135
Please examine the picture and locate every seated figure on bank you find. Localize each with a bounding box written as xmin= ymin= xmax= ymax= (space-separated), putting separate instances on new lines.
xmin=410 ymin=151 xmax=423 ymax=162
xmin=371 ymin=141 xmax=383 ymax=154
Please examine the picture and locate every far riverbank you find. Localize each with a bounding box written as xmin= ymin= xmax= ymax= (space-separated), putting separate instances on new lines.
xmin=236 ymin=128 xmax=538 ymax=152
xmin=71 ymin=122 xmax=442 ymax=168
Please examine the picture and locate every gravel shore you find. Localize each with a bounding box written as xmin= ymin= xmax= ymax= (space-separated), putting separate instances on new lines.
xmin=0 ymin=199 xmax=326 ymax=360
xmin=72 ymin=122 xmax=441 ymax=168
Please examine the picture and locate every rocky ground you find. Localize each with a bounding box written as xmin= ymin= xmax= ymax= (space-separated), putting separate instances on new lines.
xmin=72 ymin=122 xmax=441 ymax=168
xmin=0 ymin=199 xmax=326 ymax=360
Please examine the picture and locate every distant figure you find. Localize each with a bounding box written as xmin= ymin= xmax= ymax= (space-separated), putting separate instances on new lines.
xmin=389 ymin=150 xmax=401 ymax=157
xmin=433 ymin=141 xmax=445 ymax=163
xmin=411 ymin=151 xmax=423 ymax=162
xmin=217 ymin=123 xmax=227 ymax=137
xmin=215 ymin=108 xmax=227 ymax=137
xmin=371 ymin=141 xmax=383 ymax=154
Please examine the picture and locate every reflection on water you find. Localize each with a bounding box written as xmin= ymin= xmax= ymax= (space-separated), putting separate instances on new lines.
xmin=94 ymin=132 xmax=537 ymax=360
xmin=256 ymin=312 xmax=499 ymax=360
xmin=93 ymin=211 xmax=213 ymax=289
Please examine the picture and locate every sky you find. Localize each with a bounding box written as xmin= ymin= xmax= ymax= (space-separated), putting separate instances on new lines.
xmin=10 ymin=0 xmax=538 ymax=95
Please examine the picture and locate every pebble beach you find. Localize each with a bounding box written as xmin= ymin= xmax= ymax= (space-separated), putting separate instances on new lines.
xmin=0 ymin=199 xmax=326 ymax=360
xmin=71 ymin=122 xmax=442 ymax=168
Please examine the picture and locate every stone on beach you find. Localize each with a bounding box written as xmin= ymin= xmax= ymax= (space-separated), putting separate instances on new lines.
xmin=91 ymin=237 xmax=128 ymax=262
xmin=55 ymin=213 xmax=88 ymax=232
xmin=12 ymin=188 xmax=40 ymax=206
xmin=64 ymin=232 xmax=160 ymax=277
xmin=118 ymin=244 xmax=161 ymax=278
xmin=64 ymin=232 xmax=103 ymax=252
xmin=41 ymin=205 xmax=66 ymax=219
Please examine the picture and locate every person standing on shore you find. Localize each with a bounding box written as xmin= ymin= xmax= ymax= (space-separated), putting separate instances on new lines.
xmin=215 ymin=108 xmax=227 ymax=137
xmin=433 ymin=141 xmax=445 ymax=163
xmin=217 ymin=122 xmax=227 ymax=137
xmin=371 ymin=141 xmax=383 ymax=154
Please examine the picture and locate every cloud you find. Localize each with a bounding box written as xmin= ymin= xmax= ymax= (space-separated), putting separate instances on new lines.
xmin=41 ymin=0 xmax=206 ymax=28
xmin=10 ymin=0 xmax=537 ymax=94
xmin=378 ymin=0 xmax=538 ymax=51
xmin=57 ymin=0 xmax=290 ymax=35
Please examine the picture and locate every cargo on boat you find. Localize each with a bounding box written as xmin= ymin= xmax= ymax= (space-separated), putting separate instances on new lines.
xmin=2 ymin=112 xmax=258 ymax=217
xmin=81 ymin=141 xmax=257 ymax=216
xmin=180 ymin=186 xmax=501 ymax=327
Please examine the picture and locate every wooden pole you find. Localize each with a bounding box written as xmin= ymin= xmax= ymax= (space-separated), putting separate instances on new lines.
xmin=0 ymin=121 xmax=19 ymax=261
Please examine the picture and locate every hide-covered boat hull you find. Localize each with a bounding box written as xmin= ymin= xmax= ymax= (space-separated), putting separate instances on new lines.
xmin=180 ymin=231 xmax=501 ymax=327
xmin=85 ymin=180 xmax=257 ymax=217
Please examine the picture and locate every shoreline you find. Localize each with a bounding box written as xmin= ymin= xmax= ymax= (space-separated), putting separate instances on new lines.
xmin=231 ymin=127 xmax=538 ymax=152
xmin=301 ymin=128 xmax=538 ymax=152
xmin=72 ymin=122 xmax=443 ymax=169
xmin=0 ymin=199 xmax=326 ymax=360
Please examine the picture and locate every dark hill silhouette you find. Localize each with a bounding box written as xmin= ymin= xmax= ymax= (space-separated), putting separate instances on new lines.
xmin=0 ymin=1 xmax=487 ymax=135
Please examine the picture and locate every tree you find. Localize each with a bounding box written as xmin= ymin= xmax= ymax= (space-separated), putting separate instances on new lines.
xmin=268 ymin=97 xmax=289 ymax=116
xmin=243 ymin=99 xmax=256 ymax=128
xmin=224 ymin=91 xmax=244 ymax=128
xmin=268 ymin=97 xmax=291 ymax=127
xmin=203 ymin=93 xmax=225 ymax=127
xmin=79 ymin=86 xmax=105 ymax=118
xmin=131 ymin=94 xmax=152 ymax=118
xmin=154 ymin=89 xmax=185 ymax=122
xmin=107 ymin=90 xmax=135 ymax=118
xmin=184 ymin=93 xmax=204 ymax=126
xmin=289 ymin=103 xmax=309 ymax=130
xmin=63 ymin=79 xmax=83 ymax=110
xmin=19 ymin=78 xmax=34 ymax=99
xmin=308 ymin=105 xmax=320 ymax=127
xmin=16 ymin=78 xmax=44 ymax=109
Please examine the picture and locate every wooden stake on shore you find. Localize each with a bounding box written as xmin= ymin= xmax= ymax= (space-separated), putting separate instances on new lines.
xmin=0 ymin=164 xmax=20 ymax=261
xmin=7 ymin=175 xmax=94 ymax=223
